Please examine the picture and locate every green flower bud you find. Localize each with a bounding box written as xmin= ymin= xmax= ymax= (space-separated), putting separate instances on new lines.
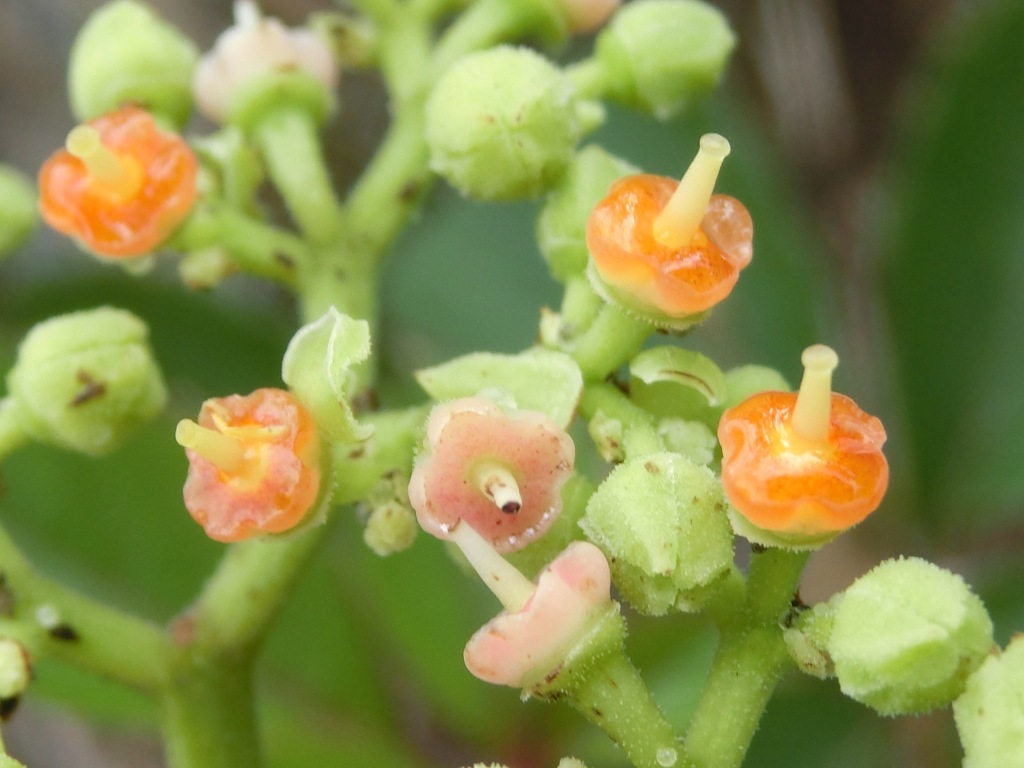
xmin=954 ymin=635 xmax=1024 ymax=768
xmin=580 ymin=451 xmax=733 ymax=614
xmin=425 ymin=46 xmax=581 ymax=201
xmin=0 ymin=166 xmax=37 ymax=259
xmin=536 ymin=145 xmax=637 ymax=281
xmin=629 ymin=346 xmax=728 ymax=430
xmin=0 ymin=637 xmax=31 ymax=715
xmin=828 ymin=557 xmax=994 ymax=715
xmin=594 ymin=0 xmax=736 ymax=119
xmin=5 ymin=308 xmax=167 ymax=457
xmin=363 ymin=501 xmax=418 ymax=556
xmin=722 ymin=364 xmax=791 ymax=408
xmin=69 ymin=0 xmax=199 ymax=127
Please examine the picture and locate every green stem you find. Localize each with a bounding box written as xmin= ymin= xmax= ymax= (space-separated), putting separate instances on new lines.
xmin=681 ymin=549 xmax=810 ymax=768
xmin=579 ymin=381 xmax=663 ymax=456
xmin=569 ymin=303 xmax=651 ymax=380
xmin=173 ymin=205 xmax=308 ymax=286
xmin=183 ymin=526 xmax=332 ymax=654
xmin=254 ymin=109 xmax=344 ymax=245
xmin=571 ymin=652 xmax=681 ymax=768
xmin=566 ymin=58 xmax=612 ymax=99
xmin=0 ymin=525 xmax=169 ymax=693
xmin=560 ymin=275 xmax=603 ymax=332
xmin=162 ymin=649 xmax=260 ymax=768
xmin=429 ymin=0 xmax=559 ymax=77
xmin=0 ymin=400 xmax=27 ymax=460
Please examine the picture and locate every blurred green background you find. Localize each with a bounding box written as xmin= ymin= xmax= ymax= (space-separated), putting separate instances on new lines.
xmin=2 ymin=0 xmax=1024 ymax=766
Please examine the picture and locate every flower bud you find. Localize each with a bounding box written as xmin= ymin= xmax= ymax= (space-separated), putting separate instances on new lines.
xmin=193 ymin=2 xmax=338 ymax=130
xmin=426 ymin=46 xmax=581 ymax=201
xmin=829 ymin=557 xmax=994 ymax=715
xmin=558 ymin=0 xmax=621 ymax=34
xmin=536 ymin=145 xmax=637 ymax=282
xmin=5 ymin=307 xmax=167 ymax=457
xmin=580 ymin=452 xmax=733 ymax=614
xmin=69 ymin=0 xmax=200 ymax=128
xmin=594 ymin=0 xmax=736 ymax=119
xmin=0 ymin=166 xmax=37 ymax=259
xmin=954 ymin=635 xmax=1024 ymax=768
xmin=0 ymin=637 xmax=31 ymax=719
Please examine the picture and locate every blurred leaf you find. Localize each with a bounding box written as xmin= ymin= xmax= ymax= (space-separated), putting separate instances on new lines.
xmin=881 ymin=0 xmax=1024 ymax=530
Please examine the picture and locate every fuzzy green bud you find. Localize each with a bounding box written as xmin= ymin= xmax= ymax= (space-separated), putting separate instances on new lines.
xmin=723 ymin=364 xmax=791 ymax=407
xmin=0 ymin=166 xmax=37 ymax=260
xmin=426 ymin=46 xmax=581 ymax=201
xmin=0 ymin=638 xmax=31 ymax=709
xmin=828 ymin=557 xmax=994 ymax=715
xmin=594 ymin=0 xmax=736 ymax=119
xmin=536 ymin=145 xmax=637 ymax=281
xmin=580 ymin=451 xmax=733 ymax=614
xmin=954 ymin=635 xmax=1024 ymax=768
xmin=5 ymin=308 xmax=167 ymax=457
xmin=69 ymin=0 xmax=199 ymax=127
xmin=363 ymin=501 xmax=418 ymax=556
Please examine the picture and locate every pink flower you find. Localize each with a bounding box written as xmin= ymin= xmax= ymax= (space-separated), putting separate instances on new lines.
xmin=409 ymin=397 xmax=575 ymax=552
xmin=464 ymin=541 xmax=612 ymax=687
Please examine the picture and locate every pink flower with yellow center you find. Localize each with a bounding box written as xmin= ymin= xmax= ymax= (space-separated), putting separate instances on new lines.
xmin=409 ymin=397 xmax=575 ymax=553
xmin=176 ymin=388 xmax=322 ymax=543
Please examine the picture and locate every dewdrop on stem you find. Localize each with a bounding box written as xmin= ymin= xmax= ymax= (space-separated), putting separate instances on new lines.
xmin=652 ymin=133 xmax=730 ymax=249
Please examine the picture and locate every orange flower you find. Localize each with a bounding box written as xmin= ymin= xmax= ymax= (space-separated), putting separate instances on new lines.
xmin=38 ymin=105 xmax=197 ymax=258
xmin=717 ymin=345 xmax=888 ymax=547
xmin=176 ymin=388 xmax=322 ymax=543
xmin=586 ymin=133 xmax=751 ymax=327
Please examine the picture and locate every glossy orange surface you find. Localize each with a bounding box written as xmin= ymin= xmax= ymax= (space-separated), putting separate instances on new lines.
xmin=586 ymin=174 xmax=752 ymax=317
xmin=38 ymin=106 xmax=197 ymax=258
xmin=718 ymin=391 xmax=888 ymax=535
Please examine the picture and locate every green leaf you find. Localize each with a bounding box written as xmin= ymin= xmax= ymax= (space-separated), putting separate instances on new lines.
xmin=415 ymin=348 xmax=583 ymax=427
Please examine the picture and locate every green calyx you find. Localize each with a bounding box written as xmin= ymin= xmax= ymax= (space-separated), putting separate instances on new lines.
xmin=580 ymin=451 xmax=734 ymax=615
xmin=0 ymin=166 xmax=37 ymax=260
xmin=954 ymin=635 xmax=1024 ymax=768
xmin=594 ymin=0 xmax=736 ymax=119
xmin=224 ymin=72 xmax=334 ymax=136
xmin=525 ymin=601 xmax=627 ymax=698
xmin=69 ymin=0 xmax=199 ymax=127
xmin=426 ymin=46 xmax=581 ymax=201
xmin=828 ymin=557 xmax=994 ymax=715
xmin=536 ymin=145 xmax=638 ymax=282
xmin=5 ymin=307 xmax=167 ymax=457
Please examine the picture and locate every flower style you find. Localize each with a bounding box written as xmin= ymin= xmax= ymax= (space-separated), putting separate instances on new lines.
xmin=717 ymin=345 xmax=889 ymax=548
xmin=585 ymin=133 xmax=752 ymax=329
xmin=409 ymin=397 xmax=575 ymax=553
xmin=176 ymin=388 xmax=322 ymax=543
xmin=464 ymin=539 xmax=613 ymax=687
xmin=192 ymin=0 xmax=337 ymax=126
xmin=38 ymin=105 xmax=197 ymax=258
